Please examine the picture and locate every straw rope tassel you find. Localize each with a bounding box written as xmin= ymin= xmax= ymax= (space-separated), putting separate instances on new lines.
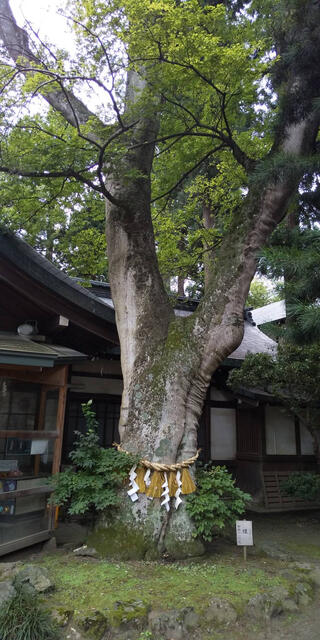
xmin=181 ymin=467 xmax=196 ymax=494
xmin=168 ymin=470 xmax=178 ymax=497
xmin=113 ymin=443 xmax=199 ymax=507
xmin=135 ymin=466 xmax=146 ymax=493
xmin=146 ymin=470 xmax=164 ymax=498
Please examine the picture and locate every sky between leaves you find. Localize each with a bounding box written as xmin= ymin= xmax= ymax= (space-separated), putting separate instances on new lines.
xmin=11 ymin=0 xmax=69 ymax=47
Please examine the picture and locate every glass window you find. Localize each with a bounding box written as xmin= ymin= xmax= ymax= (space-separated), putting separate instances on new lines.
xmin=210 ymin=407 xmax=236 ymax=459
xmin=63 ymin=394 xmax=120 ymax=463
xmin=0 ymin=379 xmax=40 ymax=431
xmin=44 ymin=390 xmax=59 ymax=430
xmin=0 ymin=379 xmax=59 ymax=554
xmin=0 ymin=380 xmax=57 ymax=476
xmin=265 ymin=406 xmax=296 ymax=455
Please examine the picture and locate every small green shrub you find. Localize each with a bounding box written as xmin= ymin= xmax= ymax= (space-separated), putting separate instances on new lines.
xmin=52 ymin=400 xmax=138 ymax=516
xmin=282 ymin=472 xmax=320 ymax=501
xmin=186 ymin=465 xmax=251 ymax=541
xmin=0 ymin=585 xmax=60 ymax=640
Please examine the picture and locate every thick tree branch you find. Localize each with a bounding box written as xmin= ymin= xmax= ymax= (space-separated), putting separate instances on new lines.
xmin=59 ymin=11 xmax=126 ymax=129
xmin=0 ymin=0 xmax=102 ymax=137
xmin=0 ymin=163 xmax=125 ymax=207
xmin=194 ymin=111 xmax=320 ymax=384
xmin=128 ymin=128 xmax=215 ymax=151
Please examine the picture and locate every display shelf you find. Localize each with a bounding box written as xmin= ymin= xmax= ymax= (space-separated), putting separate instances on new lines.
xmin=0 ymin=430 xmax=58 ymax=439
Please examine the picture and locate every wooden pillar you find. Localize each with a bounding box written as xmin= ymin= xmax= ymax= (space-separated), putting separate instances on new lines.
xmin=52 ymin=366 xmax=68 ymax=475
xmin=50 ymin=366 xmax=68 ymax=530
xmin=34 ymin=387 xmax=47 ymax=476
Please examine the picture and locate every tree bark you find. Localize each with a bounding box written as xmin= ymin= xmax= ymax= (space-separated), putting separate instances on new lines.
xmin=177 ymin=275 xmax=185 ymax=297
xmin=202 ymin=202 xmax=215 ymax=291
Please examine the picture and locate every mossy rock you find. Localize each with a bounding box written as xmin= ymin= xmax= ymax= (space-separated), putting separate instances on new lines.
xmin=77 ymin=610 xmax=109 ymax=639
xmin=294 ymin=581 xmax=314 ymax=607
xmin=75 ymin=600 xmax=150 ymax=638
xmin=51 ymin=607 xmax=73 ymax=627
xmin=87 ymin=523 xmax=158 ymax=560
xmin=110 ymin=599 xmax=150 ymax=629
xmin=164 ymin=534 xmax=205 ymax=560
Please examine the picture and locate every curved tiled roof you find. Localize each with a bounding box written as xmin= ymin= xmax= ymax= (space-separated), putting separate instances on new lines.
xmin=229 ymin=321 xmax=277 ymax=360
xmin=251 ymin=300 xmax=286 ymax=326
xmin=0 ymin=227 xmax=277 ymax=360
xmin=0 ymin=227 xmax=115 ymax=325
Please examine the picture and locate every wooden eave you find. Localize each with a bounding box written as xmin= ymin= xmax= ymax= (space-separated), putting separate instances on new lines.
xmin=0 ymin=230 xmax=119 ymax=347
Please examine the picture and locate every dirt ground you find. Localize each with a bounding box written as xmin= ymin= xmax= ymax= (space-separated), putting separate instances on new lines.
xmin=224 ymin=508 xmax=320 ymax=640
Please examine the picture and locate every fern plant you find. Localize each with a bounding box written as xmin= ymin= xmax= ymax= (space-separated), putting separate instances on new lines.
xmin=52 ymin=400 xmax=138 ymax=516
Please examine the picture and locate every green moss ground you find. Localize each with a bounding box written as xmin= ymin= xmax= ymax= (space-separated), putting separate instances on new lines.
xmin=284 ymin=542 xmax=320 ymax=560
xmin=35 ymin=552 xmax=288 ymax=621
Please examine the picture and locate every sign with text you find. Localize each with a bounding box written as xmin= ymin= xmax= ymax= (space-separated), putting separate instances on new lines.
xmin=236 ymin=520 xmax=253 ymax=546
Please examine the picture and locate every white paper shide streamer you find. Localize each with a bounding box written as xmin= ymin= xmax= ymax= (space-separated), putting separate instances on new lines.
xmin=127 ymin=465 xmax=139 ymax=502
xmin=175 ymin=470 xmax=183 ymax=509
xmin=144 ymin=468 xmax=151 ymax=487
xmin=161 ymin=472 xmax=170 ymax=512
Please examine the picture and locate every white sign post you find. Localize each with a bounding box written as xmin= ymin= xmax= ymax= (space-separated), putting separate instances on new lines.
xmin=236 ymin=520 xmax=253 ymax=562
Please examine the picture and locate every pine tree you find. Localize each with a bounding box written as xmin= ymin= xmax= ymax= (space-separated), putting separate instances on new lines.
xmin=259 ymin=180 xmax=320 ymax=343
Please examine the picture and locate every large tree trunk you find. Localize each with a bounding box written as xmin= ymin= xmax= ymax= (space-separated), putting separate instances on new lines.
xmin=100 ymin=121 xmax=318 ymax=560
xmin=89 ymin=112 xmax=319 ymax=560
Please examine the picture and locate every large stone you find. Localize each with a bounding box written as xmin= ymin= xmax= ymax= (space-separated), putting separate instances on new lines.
xmin=246 ymin=583 xmax=312 ymax=620
xmin=73 ymin=545 xmax=98 ymax=558
xmin=51 ymin=608 xmax=73 ymax=628
xmin=0 ymin=561 xmax=22 ymax=581
xmin=55 ymin=522 xmax=88 ymax=547
xmin=246 ymin=588 xmax=286 ymax=621
xmin=148 ymin=607 xmax=198 ymax=639
xmin=42 ymin=536 xmax=57 ymax=554
xmin=163 ymin=507 xmax=205 ymax=560
xmin=309 ymin=567 xmax=320 ymax=588
xmin=87 ymin=524 xmax=153 ymax=561
xmin=14 ymin=565 xmax=53 ymax=593
xmin=183 ymin=607 xmax=200 ymax=630
xmin=62 ymin=623 xmax=87 ymax=640
xmin=258 ymin=542 xmax=290 ymax=561
xmin=291 ymin=562 xmax=313 ymax=571
xmin=295 ymin=581 xmax=313 ymax=607
xmin=112 ymin=600 xmax=150 ymax=629
xmin=164 ymin=536 xmax=205 ymax=560
xmin=270 ymin=586 xmax=298 ymax=613
xmin=77 ymin=610 xmax=109 ymax=640
xmin=0 ymin=581 xmax=16 ymax=608
xmin=282 ymin=598 xmax=298 ymax=612
xmin=204 ymin=597 xmax=237 ymax=625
